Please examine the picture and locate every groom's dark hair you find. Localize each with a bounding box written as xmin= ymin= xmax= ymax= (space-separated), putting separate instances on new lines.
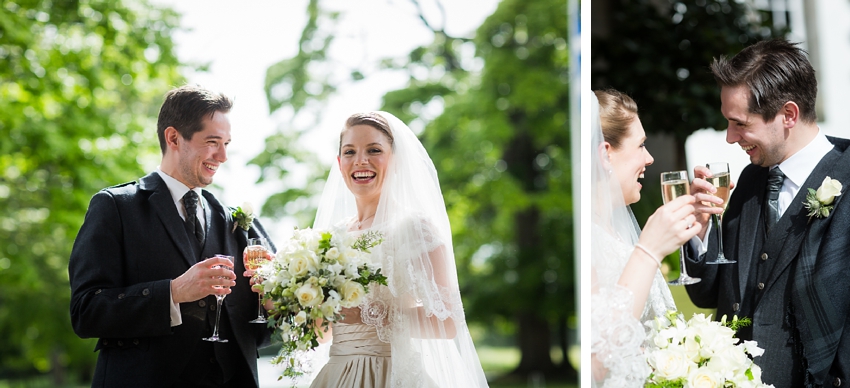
xmin=156 ymin=84 xmax=233 ymax=154
xmin=710 ymin=39 xmax=817 ymax=124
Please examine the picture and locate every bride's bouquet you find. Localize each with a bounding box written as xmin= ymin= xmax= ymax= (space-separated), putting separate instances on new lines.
xmin=257 ymin=226 xmax=387 ymax=379
xmin=644 ymin=311 xmax=774 ymax=388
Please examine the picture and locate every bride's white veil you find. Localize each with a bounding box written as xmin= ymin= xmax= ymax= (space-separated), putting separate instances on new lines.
xmin=590 ymin=91 xmax=653 ymax=387
xmin=314 ymin=112 xmax=488 ymax=387
xmin=591 ymin=92 xmax=641 ymax=263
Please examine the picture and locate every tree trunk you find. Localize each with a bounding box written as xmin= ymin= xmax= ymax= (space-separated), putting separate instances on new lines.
xmin=514 ymin=311 xmax=555 ymax=374
xmin=51 ymin=348 xmax=66 ymax=387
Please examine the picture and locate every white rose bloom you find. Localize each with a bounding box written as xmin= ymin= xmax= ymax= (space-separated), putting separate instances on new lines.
xmin=339 ymin=280 xmax=366 ymax=308
xmin=817 ymin=176 xmax=842 ymax=205
xmin=241 ymin=202 xmax=254 ymax=215
xmin=326 ymin=247 xmax=341 ymax=261
xmin=293 ymin=310 xmax=308 ymax=326
xmin=688 ymin=367 xmax=721 ymax=388
xmin=288 ymin=256 xmax=314 ymax=278
xmin=648 ymin=347 xmax=692 ymax=380
xmin=295 ymin=283 xmax=324 ymax=307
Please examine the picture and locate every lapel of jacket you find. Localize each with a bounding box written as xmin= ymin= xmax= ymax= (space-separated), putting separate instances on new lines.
xmin=735 ymin=168 xmax=767 ymax=298
xmin=138 ymin=173 xmax=196 ymax=268
xmin=200 ymin=191 xmax=246 ymax=259
xmin=763 ymin=146 xmax=844 ymax=292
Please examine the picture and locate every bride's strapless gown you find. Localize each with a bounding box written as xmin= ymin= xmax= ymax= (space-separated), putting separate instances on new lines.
xmin=310 ymin=323 xmax=391 ymax=388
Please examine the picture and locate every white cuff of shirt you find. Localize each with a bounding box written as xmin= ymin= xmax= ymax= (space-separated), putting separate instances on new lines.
xmin=688 ymin=217 xmax=713 ymax=258
xmin=169 ymin=288 xmax=182 ymax=327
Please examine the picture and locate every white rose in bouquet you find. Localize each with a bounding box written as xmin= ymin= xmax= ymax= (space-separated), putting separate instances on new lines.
xmin=688 ymin=368 xmax=721 ymax=388
xmin=325 ymin=247 xmax=341 ymax=260
xmin=648 ymin=347 xmax=692 ymax=380
xmin=340 ymin=280 xmax=366 ymax=308
xmin=288 ymin=255 xmax=314 ymax=278
xmin=295 ymin=282 xmax=324 ymax=307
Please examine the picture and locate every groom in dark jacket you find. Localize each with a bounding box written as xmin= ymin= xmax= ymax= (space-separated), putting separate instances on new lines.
xmin=69 ymin=85 xmax=274 ymax=387
xmin=685 ymin=39 xmax=850 ymax=388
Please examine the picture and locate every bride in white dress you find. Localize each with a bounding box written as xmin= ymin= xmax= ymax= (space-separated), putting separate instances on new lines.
xmin=591 ymin=89 xmax=703 ymax=387
xmin=308 ymin=112 xmax=489 ymax=388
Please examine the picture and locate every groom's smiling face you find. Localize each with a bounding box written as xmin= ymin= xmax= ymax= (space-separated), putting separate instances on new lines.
xmin=172 ymin=111 xmax=231 ymax=188
xmin=721 ymin=85 xmax=787 ymax=167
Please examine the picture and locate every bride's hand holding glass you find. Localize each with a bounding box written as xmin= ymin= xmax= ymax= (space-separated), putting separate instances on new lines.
xmin=637 ymin=194 xmax=702 ymax=261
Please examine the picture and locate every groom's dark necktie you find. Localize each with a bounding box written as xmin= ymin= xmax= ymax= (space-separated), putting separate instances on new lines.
xmin=764 ymin=167 xmax=785 ymax=235
xmin=183 ymin=190 xmax=205 ymax=246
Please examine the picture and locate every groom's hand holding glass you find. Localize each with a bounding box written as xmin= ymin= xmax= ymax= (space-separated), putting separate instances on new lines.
xmin=170 ymin=256 xmax=237 ymax=303
xmin=690 ymin=165 xmax=731 ymax=241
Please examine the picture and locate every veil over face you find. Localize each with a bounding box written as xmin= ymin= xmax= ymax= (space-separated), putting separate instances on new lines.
xmin=313 ymin=112 xmax=489 ymax=387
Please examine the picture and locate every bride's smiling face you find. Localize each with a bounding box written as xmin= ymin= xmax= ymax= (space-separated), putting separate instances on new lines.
xmin=338 ymin=124 xmax=393 ymax=202
xmin=606 ymin=118 xmax=653 ymax=205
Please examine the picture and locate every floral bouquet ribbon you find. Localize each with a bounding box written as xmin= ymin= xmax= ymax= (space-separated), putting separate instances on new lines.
xmin=256 ymin=225 xmax=387 ymax=380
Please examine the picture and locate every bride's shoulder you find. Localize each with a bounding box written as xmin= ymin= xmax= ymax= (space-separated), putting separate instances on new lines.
xmin=392 ymin=212 xmax=440 ymax=233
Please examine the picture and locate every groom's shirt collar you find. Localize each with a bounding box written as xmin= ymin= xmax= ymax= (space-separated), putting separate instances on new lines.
xmin=772 ymin=129 xmax=833 ymax=215
xmin=155 ymin=167 xmax=206 ymax=224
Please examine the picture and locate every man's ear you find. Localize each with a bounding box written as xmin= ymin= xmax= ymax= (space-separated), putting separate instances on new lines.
xmin=781 ymin=101 xmax=800 ymax=129
xmin=164 ymin=127 xmax=181 ymax=152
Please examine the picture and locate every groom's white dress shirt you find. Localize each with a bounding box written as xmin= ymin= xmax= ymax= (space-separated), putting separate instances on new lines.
xmin=155 ymin=167 xmax=210 ymax=327
xmin=691 ymin=130 xmax=834 ymax=256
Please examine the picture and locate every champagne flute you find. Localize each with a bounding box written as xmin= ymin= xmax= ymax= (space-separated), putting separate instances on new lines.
xmin=203 ymin=254 xmax=233 ymax=343
xmin=661 ymin=170 xmax=701 ymax=285
xmin=705 ymin=162 xmax=735 ymax=264
xmin=245 ymin=237 xmax=272 ymax=323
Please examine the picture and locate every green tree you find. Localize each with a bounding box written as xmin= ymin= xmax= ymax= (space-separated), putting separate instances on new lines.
xmin=255 ymin=0 xmax=572 ymax=381
xmin=592 ymin=0 xmax=784 ymax=169
xmin=404 ymin=0 xmax=571 ymax=380
xmin=0 ymin=0 xmax=182 ymax=384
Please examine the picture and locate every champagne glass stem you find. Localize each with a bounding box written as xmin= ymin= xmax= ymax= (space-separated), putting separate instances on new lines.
xmin=250 ymin=292 xmax=267 ymax=324
xmin=669 ymin=246 xmax=701 ymax=285
xmin=708 ymin=205 xmax=736 ymax=264
xmin=210 ymin=296 xmax=225 ymax=340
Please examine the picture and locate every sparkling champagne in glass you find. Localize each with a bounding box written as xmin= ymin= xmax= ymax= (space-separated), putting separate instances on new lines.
xmin=203 ymin=254 xmax=233 ymax=343
xmin=245 ymin=238 xmax=272 ymax=323
xmin=705 ymin=162 xmax=735 ymax=264
xmin=660 ymin=171 xmax=701 ymax=285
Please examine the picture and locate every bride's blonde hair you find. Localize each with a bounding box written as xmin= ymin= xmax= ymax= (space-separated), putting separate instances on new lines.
xmin=594 ymin=89 xmax=638 ymax=149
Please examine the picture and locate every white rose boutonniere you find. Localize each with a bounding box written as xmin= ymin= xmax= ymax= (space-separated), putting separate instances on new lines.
xmin=231 ymin=202 xmax=255 ymax=232
xmin=804 ymin=177 xmax=842 ymax=220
